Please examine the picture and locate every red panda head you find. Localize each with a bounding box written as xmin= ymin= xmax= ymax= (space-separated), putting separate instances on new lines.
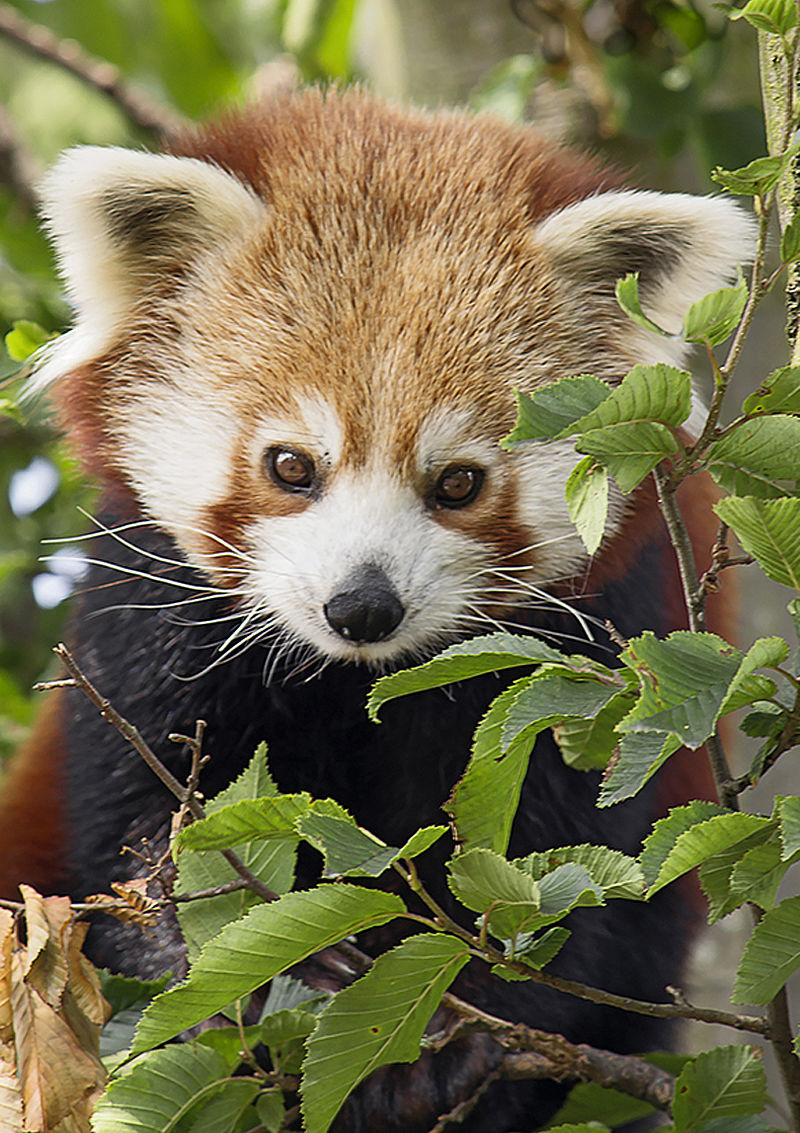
xmin=32 ymin=90 xmax=754 ymax=668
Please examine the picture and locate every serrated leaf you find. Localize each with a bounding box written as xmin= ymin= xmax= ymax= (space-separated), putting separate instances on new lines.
xmin=729 ymin=0 xmax=798 ymax=34
xmin=639 ymin=801 xmax=730 ymax=886
xmin=367 ymin=633 xmax=564 ymax=720
xmin=718 ymin=637 xmax=787 ymax=716
xmin=502 ymin=672 xmax=622 ymax=749
xmin=712 ymin=152 xmax=791 ymax=195
xmin=448 ymin=848 xmax=540 ymax=937
xmin=508 ymin=925 xmax=571 ymax=970
xmin=615 ymin=273 xmax=670 ymax=336
xmin=446 ymin=677 xmax=537 ymax=854
xmin=260 ymin=1007 xmax=318 ymax=1048
xmin=175 ymin=794 xmax=312 ymax=853
xmin=682 ymin=278 xmax=748 ymax=345
xmin=730 ymin=837 xmax=793 ymax=910
xmin=621 ymin=631 xmax=742 ymax=748
xmin=714 ymin=496 xmax=800 ymax=591
xmin=133 ymin=887 xmax=405 ymax=1051
xmin=647 ymin=813 xmax=776 ymax=897
xmin=698 ymin=828 xmax=780 ymax=923
xmin=257 ymin=1091 xmax=286 ymax=1133
xmin=514 ymin=845 xmax=645 ymax=900
xmin=300 ymin=935 xmax=469 ymax=1133
xmin=706 ymin=417 xmax=800 ymax=498
xmin=395 ymin=826 xmax=448 ymax=860
xmin=577 ymin=422 xmax=678 ymax=492
xmin=502 ymin=377 xmax=611 ymax=446
xmin=672 ymin=1045 xmax=766 ymax=1132
xmin=91 ymin=1043 xmax=229 ymax=1133
xmin=734 ymin=895 xmax=800 ymax=1003
xmin=743 ymin=367 xmax=800 ymax=415
xmin=597 ymin=730 xmax=682 ymax=807
xmin=740 ymin=701 xmax=786 ymax=737
xmin=568 ymin=363 xmax=692 ymax=434
xmin=565 ymin=456 xmax=609 ymax=554
xmin=185 ymin=1079 xmax=261 ymax=1133
xmin=553 ymin=688 xmax=636 ymax=771
xmin=547 ymin=1078 xmax=655 ymax=1128
xmin=176 ymin=745 xmax=298 ymax=959
xmin=297 ymin=813 xmax=396 ymax=878
xmin=779 ymin=796 xmax=800 ymax=859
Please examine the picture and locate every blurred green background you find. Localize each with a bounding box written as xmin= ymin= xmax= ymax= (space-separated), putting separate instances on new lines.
xmin=0 ymin=0 xmax=770 ymax=763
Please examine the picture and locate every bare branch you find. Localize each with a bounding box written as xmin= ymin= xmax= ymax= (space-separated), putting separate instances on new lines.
xmin=0 ymin=2 xmax=185 ymax=139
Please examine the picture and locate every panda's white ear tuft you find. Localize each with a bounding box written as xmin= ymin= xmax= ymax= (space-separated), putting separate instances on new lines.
xmin=31 ymin=147 xmax=265 ymax=390
xmin=535 ymin=190 xmax=757 ymax=336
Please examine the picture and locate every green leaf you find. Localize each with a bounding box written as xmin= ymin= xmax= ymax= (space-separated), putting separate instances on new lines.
xmin=260 ymin=1007 xmax=319 ymax=1048
xmin=729 ymin=0 xmax=799 ymax=35
xmin=698 ymin=828 xmax=781 ymax=923
xmin=729 ymin=837 xmax=793 ymax=910
xmin=781 ymin=214 xmax=800 ymax=262
xmin=718 ymin=637 xmax=787 ymax=716
xmin=92 ymin=1043 xmax=230 ymax=1133
xmin=367 ymin=633 xmax=564 ymax=719
xmin=507 ymin=925 xmax=571 ymax=970
xmin=621 ymin=631 xmax=742 ymax=748
xmin=639 ymin=801 xmax=730 ymax=886
xmin=175 ymin=794 xmax=312 ymax=853
xmin=714 ymin=496 xmax=800 ymax=591
xmin=502 ymin=672 xmax=623 ymax=750
xmin=712 ymin=152 xmax=793 ymax=195
xmin=448 ymin=848 xmax=540 ymax=933
xmin=682 ymin=277 xmax=748 ymax=345
xmin=565 ymin=456 xmax=609 ymax=554
xmin=134 ymin=887 xmax=405 ymax=1051
xmin=5 ymin=320 xmax=52 ymax=362
xmin=514 ymin=845 xmax=645 ymax=900
xmin=733 ymin=895 xmax=800 ymax=1003
xmin=545 ymin=1125 xmax=611 ymax=1132
xmin=501 ymin=377 xmax=611 ymax=446
xmin=546 ymin=1078 xmax=655 ymax=1129
xmin=706 ymin=417 xmax=800 ymax=498
xmin=672 ymin=1045 xmax=766 ymax=1132
xmin=552 ymin=688 xmax=637 ymax=771
xmin=257 ymin=1091 xmax=286 ymax=1133
xmin=446 ymin=677 xmax=537 ymax=854
xmin=647 ymin=813 xmax=776 ymax=897
xmin=743 ymin=367 xmax=800 ymax=415
xmin=185 ymin=1079 xmax=261 ymax=1133
xmin=568 ymin=363 xmax=693 ymax=435
xmin=615 ymin=273 xmax=670 ymax=336
xmin=597 ymin=730 xmax=682 ymax=807
xmin=297 ymin=813 xmax=396 ymax=878
xmin=577 ymin=422 xmax=678 ymax=492
xmin=779 ymin=796 xmax=800 ymax=859
xmin=175 ymin=745 xmax=298 ymax=959
xmin=395 ymin=826 xmax=448 ymax=860
xmin=300 ymin=935 xmax=470 ymax=1133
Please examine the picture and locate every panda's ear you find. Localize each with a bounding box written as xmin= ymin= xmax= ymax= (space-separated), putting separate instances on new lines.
xmin=534 ymin=190 xmax=756 ymax=335
xmin=33 ymin=147 xmax=265 ymax=388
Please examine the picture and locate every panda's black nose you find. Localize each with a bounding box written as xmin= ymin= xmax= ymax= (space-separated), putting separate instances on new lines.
xmin=324 ymin=564 xmax=404 ymax=644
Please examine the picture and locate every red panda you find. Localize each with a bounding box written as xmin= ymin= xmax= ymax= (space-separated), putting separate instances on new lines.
xmin=1 ymin=89 xmax=753 ymax=1131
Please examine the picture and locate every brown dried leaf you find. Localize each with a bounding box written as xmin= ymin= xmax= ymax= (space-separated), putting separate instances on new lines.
xmin=0 ymin=1045 xmax=24 ymax=1133
xmin=84 ymin=879 xmax=159 ymax=927
xmin=0 ymin=909 xmax=15 ymax=1044
xmin=11 ymin=952 xmax=104 ymax=1131
xmin=65 ymin=924 xmax=109 ymax=1030
xmin=19 ymin=885 xmax=73 ymax=1008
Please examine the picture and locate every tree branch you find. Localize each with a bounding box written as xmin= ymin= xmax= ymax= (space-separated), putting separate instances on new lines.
xmin=0 ymin=3 xmax=185 ymax=139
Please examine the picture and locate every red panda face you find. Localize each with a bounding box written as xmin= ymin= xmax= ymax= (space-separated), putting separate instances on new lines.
xmin=32 ymin=92 xmax=754 ymax=668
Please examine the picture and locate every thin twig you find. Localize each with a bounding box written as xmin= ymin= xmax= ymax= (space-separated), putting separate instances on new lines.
xmin=0 ymin=2 xmax=185 ymax=138
xmin=43 ymin=643 xmax=278 ymax=903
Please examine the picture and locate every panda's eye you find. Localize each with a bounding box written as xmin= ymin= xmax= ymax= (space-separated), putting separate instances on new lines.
xmin=265 ymin=446 xmax=315 ymax=492
xmin=434 ymin=465 xmax=484 ymax=508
